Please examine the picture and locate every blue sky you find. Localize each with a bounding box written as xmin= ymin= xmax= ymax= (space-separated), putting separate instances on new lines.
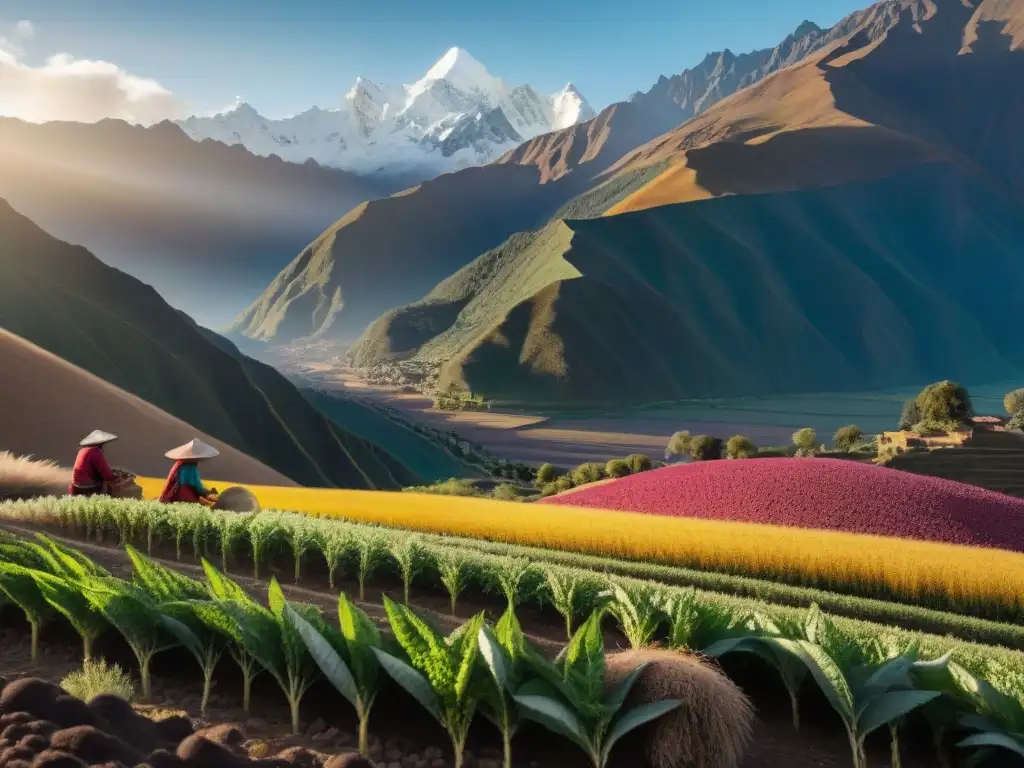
xmin=2 ymin=0 xmax=861 ymax=119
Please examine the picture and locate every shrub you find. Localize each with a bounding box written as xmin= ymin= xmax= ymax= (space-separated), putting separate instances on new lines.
xmin=553 ymin=476 xmax=574 ymax=493
xmin=792 ymin=428 xmax=818 ymax=456
xmin=833 ymin=425 xmax=863 ymax=452
xmin=898 ymin=400 xmax=920 ymax=431
xmin=689 ymin=435 xmax=723 ymax=461
xmin=626 ymin=454 xmax=653 ymax=473
xmin=570 ymin=462 xmax=606 ymax=486
xmin=536 ymin=463 xmax=558 ymax=485
xmin=666 ymin=432 xmax=692 ymax=459
xmin=916 ymin=380 xmax=973 ymax=426
xmin=403 ymin=478 xmax=481 ymax=497
xmin=61 ymin=659 xmax=135 ymax=703
xmin=1005 ymin=388 xmax=1024 ymax=417
xmin=605 ymin=459 xmax=631 ymax=478
xmin=490 ymin=483 xmax=523 ymax=502
xmin=725 ymin=435 xmax=757 ymax=459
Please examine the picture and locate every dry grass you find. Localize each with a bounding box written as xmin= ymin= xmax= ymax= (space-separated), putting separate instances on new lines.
xmin=0 ymin=451 xmax=71 ymax=501
xmin=605 ymin=648 xmax=753 ymax=768
xmin=60 ymin=658 xmax=136 ymax=703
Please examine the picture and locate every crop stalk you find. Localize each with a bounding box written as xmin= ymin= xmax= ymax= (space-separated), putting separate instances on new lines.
xmin=201 ymin=668 xmax=214 ymax=716
xmin=931 ymin=724 xmax=950 ymax=768
xmin=357 ymin=704 xmax=370 ymax=756
xmin=294 ymin=555 xmax=302 ymax=584
xmin=789 ymin=689 xmax=800 ymax=731
xmin=242 ymin=672 xmax=252 ymax=713
xmin=889 ymin=725 xmax=901 ymax=768
xmin=139 ymin=654 xmax=154 ymax=701
xmin=83 ymin=633 xmax=93 ymax=663
xmin=30 ymin=621 xmax=39 ymax=662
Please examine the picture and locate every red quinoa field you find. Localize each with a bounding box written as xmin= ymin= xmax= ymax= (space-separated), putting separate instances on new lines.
xmin=541 ymin=457 xmax=1024 ymax=552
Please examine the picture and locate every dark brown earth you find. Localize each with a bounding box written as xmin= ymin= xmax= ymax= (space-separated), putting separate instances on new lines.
xmin=0 ymin=521 xmax=962 ymax=767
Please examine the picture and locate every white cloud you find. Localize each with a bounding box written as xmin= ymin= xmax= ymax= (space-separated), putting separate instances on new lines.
xmin=0 ymin=44 xmax=186 ymax=125
xmin=15 ymin=20 xmax=34 ymax=38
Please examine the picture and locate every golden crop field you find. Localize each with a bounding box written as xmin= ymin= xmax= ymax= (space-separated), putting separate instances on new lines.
xmin=137 ymin=477 xmax=1024 ymax=614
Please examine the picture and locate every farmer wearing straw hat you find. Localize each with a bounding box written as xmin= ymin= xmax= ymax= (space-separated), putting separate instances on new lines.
xmin=159 ymin=439 xmax=220 ymax=507
xmin=69 ymin=430 xmax=118 ymax=496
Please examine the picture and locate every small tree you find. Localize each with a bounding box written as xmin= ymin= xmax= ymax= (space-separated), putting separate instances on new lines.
xmin=897 ymin=400 xmax=920 ymax=431
xmin=833 ymin=425 xmax=863 ymax=452
xmin=666 ymin=431 xmax=692 ymax=460
xmin=915 ymin=380 xmax=973 ymax=426
xmin=605 ymin=459 xmax=631 ymax=478
xmin=535 ymin=463 xmax=557 ymax=486
xmin=625 ymin=454 xmax=653 ymax=473
xmin=689 ymin=435 xmax=723 ymax=461
xmin=1004 ymin=388 xmax=1024 ymax=417
xmin=792 ymin=428 xmax=818 ymax=457
xmin=571 ymin=462 xmax=605 ymax=486
xmin=725 ymin=435 xmax=757 ymax=459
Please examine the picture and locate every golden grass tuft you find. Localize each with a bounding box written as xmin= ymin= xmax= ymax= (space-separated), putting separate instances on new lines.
xmin=0 ymin=451 xmax=71 ymax=501
xmin=605 ymin=648 xmax=753 ymax=768
xmin=61 ymin=658 xmax=136 ymax=703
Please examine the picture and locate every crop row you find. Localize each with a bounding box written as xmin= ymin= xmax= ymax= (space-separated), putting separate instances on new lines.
xmin=409 ymin=531 xmax=1024 ymax=650
xmin=2 ymin=495 xmax=1024 ymax=676
xmin=2 ymin=530 xmax=1024 ymax=768
xmin=130 ymin=475 xmax=1024 ymax=622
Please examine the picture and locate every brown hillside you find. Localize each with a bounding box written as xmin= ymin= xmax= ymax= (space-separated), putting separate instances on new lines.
xmin=608 ymin=0 xmax=1024 ymax=213
xmin=0 ymin=329 xmax=293 ymax=484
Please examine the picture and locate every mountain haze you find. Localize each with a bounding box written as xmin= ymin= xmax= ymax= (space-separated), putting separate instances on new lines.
xmin=0 ymin=117 xmax=402 ymax=327
xmin=0 ymin=200 xmax=417 ymax=489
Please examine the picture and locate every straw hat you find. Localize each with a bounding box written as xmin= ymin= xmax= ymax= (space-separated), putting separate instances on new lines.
xmin=165 ymin=439 xmax=220 ymax=462
xmin=80 ymin=430 xmax=118 ymax=447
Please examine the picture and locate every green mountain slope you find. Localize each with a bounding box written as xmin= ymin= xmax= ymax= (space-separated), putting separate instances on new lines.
xmin=351 ymin=164 xmax=1024 ymax=404
xmin=0 ymin=200 xmax=417 ymax=489
xmin=231 ymin=14 xmax=864 ymax=347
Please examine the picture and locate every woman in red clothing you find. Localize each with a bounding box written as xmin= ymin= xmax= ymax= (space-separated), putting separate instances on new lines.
xmin=158 ymin=439 xmax=220 ymax=507
xmin=69 ymin=430 xmax=118 ymax=496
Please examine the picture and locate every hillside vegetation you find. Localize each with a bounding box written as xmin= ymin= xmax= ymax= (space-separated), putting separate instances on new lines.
xmin=353 ymin=0 xmax=1024 ymax=404
xmin=0 ymin=201 xmax=416 ymax=490
xmin=352 ymin=164 xmax=1024 ymax=402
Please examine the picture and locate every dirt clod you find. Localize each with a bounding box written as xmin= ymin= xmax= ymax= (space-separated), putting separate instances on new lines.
xmin=49 ymin=725 xmax=145 ymax=766
xmin=322 ymin=754 xmax=374 ymax=768
xmin=30 ymin=749 xmax=88 ymax=767
xmin=176 ymin=734 xmax=252 ymax=768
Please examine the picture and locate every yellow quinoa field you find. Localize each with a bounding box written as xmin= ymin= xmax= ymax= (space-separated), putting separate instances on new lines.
xmin=137 ymin=477 xmax=1024 ymax=613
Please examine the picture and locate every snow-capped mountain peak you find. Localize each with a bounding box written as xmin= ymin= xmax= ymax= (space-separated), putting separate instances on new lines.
xmin=177 ymin=49 xmax=592 ymax=178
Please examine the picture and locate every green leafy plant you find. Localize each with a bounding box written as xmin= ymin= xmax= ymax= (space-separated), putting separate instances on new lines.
xmin=725 ymin=435 xmax=757 ymax=459
xmin=438 ymin=550 xmax=473 ymax=615
xmin=285 ymin=519 xmax=320 ymax=583
xmin=265 ymin=577 xmax=321 ymax=733
xmin=391 ymin=534 xmax=427 ymax=604
xmin=0 ymin=562 xmax=54 ymax=660
xmin=477 ymin=607 xmax=528 ymax=768
xmin=373 ymin=597 xmax=485 ymax=768
xmin=319 ymin=526 xmax=354 ymax=591
xmin=248 ymin=513 xmax=284 ymax=579
xmin=354 ymin=530 xmax=389 ymax=601
xmin=79 ymin=577 xmax=178 ymax=700
xmin=545 ymin=568 xmax=591 ymax=639
xmin=513 ymin=610 xmax=682 ymax=768
xmin=33 ymin=570 xmax=107 ymax=661
xmin=665 ymin=588 xmax=749 ymax=651
xmin=602 ymin=582 xmax=667 ymax=649
xmin=493 ymin=556 xmax=534 ymax=608
xmin=286 ymin=593 xmax=382 ymax=755
xmin=215 ymin=511 xmax=253 ymax=571
xmin=61 ymin=658 xmax=135 ymax=702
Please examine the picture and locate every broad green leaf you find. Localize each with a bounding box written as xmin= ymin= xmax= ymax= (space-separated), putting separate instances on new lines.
xmin=286 ymin=604 xmax=359 ymax=709
xmin=127 ymin=546 xmax=206 ymax=602
xmin=772 ymin=639 xmax=855 ymax=727
xmin=337 ymin=593 xmax=381 ymax=693
xmin=32 ymin=571 xmax=106 ymax=642
xmin=479 ymin=624 xmax=512 ymax=691
xmin=957 ymin=732 xmax=1024 ymax=758
xmin=0 ymin=563 xmax=54 ymax=623
xmin=601 ymin=699 xmax=682 ymax=764
xmin=860 ymin=656 xmax=913 ymax=697
xmin=604 ymin=661 xmax=650 ymax=715
xmin=372 ymin=647 xmax=442 ymax=722
xmin=857 ymin=690 xmax=940 ymax=737
xmin=267 ymin=577 xmax=287 ymax=618
xmin=159 ymin=613 xmax=204 ymax=658
xmin=34 ymin=535 xmax=107 ymax=578
xmin=381 ymin=597 xmax=453 ymax=694
xmin=703 ymin=636 xmax=758 ymax=658
xmin=513 ymin=693 xmax=592 ymax=756
xmin=495 ymin=606 xmax=526 ymax=658
xmin=201 ymin=558 xmax=249 ymax=601
xmin=454 ymin=613 xmax=484 ymax=702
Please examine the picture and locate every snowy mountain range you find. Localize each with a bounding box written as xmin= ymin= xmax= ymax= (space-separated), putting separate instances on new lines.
xmin=177 ymin=47 xmax=595 ymax=176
